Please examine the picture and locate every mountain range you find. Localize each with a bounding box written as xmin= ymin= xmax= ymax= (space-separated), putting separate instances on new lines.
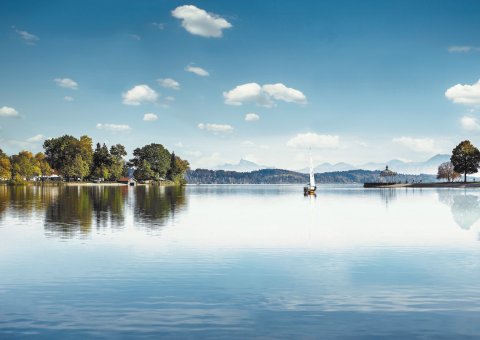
xmin=216 ymin=154 xmax=451 ymax=175
xmin=214 ymin=158 xmax=274 ymax=172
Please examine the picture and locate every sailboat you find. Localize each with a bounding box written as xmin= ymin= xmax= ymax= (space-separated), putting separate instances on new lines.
xmin=304 ymin=153 xmax=317 ymax=195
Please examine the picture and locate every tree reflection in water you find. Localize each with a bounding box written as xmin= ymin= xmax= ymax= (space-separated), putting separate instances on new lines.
xmin=133 ymin=185 xmax=187 ymax=229
xmin=0 ymin=184 xmax=188 ymax=238
xmin=437 ymin=189 xmax=480 ymax=231
xmin=40 ymin=185 xmax=186 ymax=238
xmin=0 ymin=185 xmax=58 ymax=217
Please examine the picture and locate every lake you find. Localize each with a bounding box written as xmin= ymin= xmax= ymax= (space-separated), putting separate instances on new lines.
xmin=1 ymin=184 xmax=480 ymax=338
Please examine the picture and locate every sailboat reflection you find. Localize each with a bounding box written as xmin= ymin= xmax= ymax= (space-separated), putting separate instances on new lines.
xmin=437 ymin=190 xmax=480 ymax=230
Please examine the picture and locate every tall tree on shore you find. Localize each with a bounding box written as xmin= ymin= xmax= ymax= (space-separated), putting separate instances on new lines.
xmin=43 ymin=135 xmax=93 ymax=179
xmin=34 ymin=152 xmax=52 ymax=178
xmin=92 ymin=143 xmax=112 ymax=180
xmin=450 ymin=140 xmax=480 ymax=183
xmin=167 ymin=152 xmax=190 ymax=184
xmin=130 ymin=143 xmax=171 ymax=180
xmin=0 ymin=149 xmax=11 ymax=180
xmin=437 ymin=162 xmax=460 ymax=182
xmin=109 ymin=144 xmax=127 ymax=180
xmin=10 ymin=151 xmax=40 ymax=181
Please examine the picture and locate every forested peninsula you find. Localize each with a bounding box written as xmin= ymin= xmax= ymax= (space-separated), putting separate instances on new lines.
xmin=0 ymin=135 xmax=189 ymax=184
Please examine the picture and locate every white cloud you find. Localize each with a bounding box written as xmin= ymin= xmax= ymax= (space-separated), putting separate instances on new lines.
xmin=263 ymin=83 xmax=307 ymax=104
xmin=185 ymin=64 xmax=209 ymax=77
xmin=122 ymin=85 xmax=159 ymax=105
xmin=198 ymin=123 xmax=233 ymax=133
xmin=460 ymin=116 xmax=480 ymax=131
xmin=175 ymin=142 xmax=184 ymax=148
xmin=64 ymin=96 xmax=74 ymax=101
xmin=445 ymin=79 xmax=480 ymax=105
xmin=242 ymin=140 xmax=255 ymax=146
xmin=287 ymin=133 xmax=340 ymax=149
xmin=96 ymin=123 xmax=132 ymax=132
xmin=171 ymin=5 xmax=232 ymax=38
xmin=165 ymin=96 xmax=175 ymax=102
xmin=0 ymin=106 xmax=19 ymax=117
xmin=448 ymin=46 xmax=480 ymax=53
xmin=448 ymin=46 xmax=473 ymax=53
xmin=152 ymin=22 xmax=165 ymax=30
xmin=143 ymin=113 xmax=158 ymax=121
xmin=224 ymin=82 xmax=307 ymax=107
xmin=26 ymin=134 xmax=45 ymax=143
xmin=128 ymin=34 xmax=141 ymax=41
xmin=195 ymin=152 xmax=226 ymax=168
xmin=245 ymin=113 xmax=260 ymax=121
xmin=54 ymin=78 xmax=78 ymax=90
xmin=13 ymin=27 xmax=39 ymax=45
xmin=223 ymin=83 xmax=268 ymax=106
xmin=157 ymin=78 xmax=180 ymax=90
xmin=185 ymin=150 xmax=202 ymax=158
xmin=392 ymin=137 xmax=437 ymax=153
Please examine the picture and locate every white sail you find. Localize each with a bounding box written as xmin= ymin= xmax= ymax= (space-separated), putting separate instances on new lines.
xmin=309 ymin=155 xmax=315 ymax=188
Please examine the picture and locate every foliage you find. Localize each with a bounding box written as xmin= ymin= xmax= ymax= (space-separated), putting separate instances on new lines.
xmin=10 ymin=151 xmax=40 ymax=181
xmin=450 ymin=140 xmax=480 ymax=182
xmin=62 ymin=154 xmax=90 ymax=179
xmin=130 ymin=143 xmax=171 ymax=180
xmin=35 ymin=152 xmax=52 ymax=177
xmin=92 ymin=143 xmax=112 ymax=180
xmin=1 ymin=137 xmax=187 ymax=184
xmin=186 ymin=169 xmax=439 ymax=184
xmin=134 ymin=160 xmax=154 ymax=181
xmin=437 ymin=162 xmax=460 ymax=182
xmin=0 ymin=149 xmax=11 ymax=180
xmin=166 ymin=152 xmax=190 ymax=184
xmin=109 ymin=144 xmax=127 ymax=180
xmin=43 ymin=135 xmax=93 ymax=179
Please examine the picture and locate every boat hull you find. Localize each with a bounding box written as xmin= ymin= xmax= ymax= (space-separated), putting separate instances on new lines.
xmin=304 ymin=186 xmax=316 ymax=195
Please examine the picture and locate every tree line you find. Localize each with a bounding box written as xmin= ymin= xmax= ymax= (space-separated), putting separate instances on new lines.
xmin=0 ymin=135 xmax=189 ymax=184
xmin=437 ymin=140 xmax=480 ymax=182
xmin=186 ymin=168 xmax=437 ymax=184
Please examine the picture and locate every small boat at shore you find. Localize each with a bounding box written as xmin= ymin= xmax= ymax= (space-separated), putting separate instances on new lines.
xmin=304 ymin=154 xmax=316 ymax=195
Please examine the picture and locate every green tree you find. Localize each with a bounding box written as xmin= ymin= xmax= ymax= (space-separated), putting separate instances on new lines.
xmin=134 ymin=159 xmax=155 ymax=181
xmin=10 ymin=151 xmax=40 ymax=181
xmin=109 ymin=144 xmax=127 ymax=180
xmin=63 ymin=154 xmax=90 ymax=180
xmin=0 ymin=149 xmax=11 ymax=180
xmin=43 ymin=135 xmax=93 ymax=179
xmin=130 ymin=143 xmax=171 ymax=180
xmin=92 ymin=143 xmax=112 ymax=180
xmin=167 ymin=152 xmax=190 ymax=184
xmin=110 ymin=144 xmax=127 ymax=159
xmin=451 ymin=140 xmax=480 ymax=183
xmin=79 ymin=135 xmax=94 ymax=171
xmin=166 ymin=152 xmax=179 ymax=181
xmin=34 ymin=152 xmax=52 ymax=178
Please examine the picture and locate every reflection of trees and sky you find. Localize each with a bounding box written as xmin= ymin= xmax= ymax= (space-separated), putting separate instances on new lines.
xmin=0 ymin=185 xmax=188 ymax=239
xmin=133 ymin=185 xmax=187 ymax=228
xmin=2 ymin=184 xmax=480 ymax=241
xmin=437 ymin=189 xmax=480 ymax=231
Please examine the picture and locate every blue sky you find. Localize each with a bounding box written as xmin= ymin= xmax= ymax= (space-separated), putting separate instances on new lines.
xmin=1 ymin=0 xmax=480 ymax=169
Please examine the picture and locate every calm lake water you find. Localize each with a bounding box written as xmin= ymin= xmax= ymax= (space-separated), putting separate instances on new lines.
xmin=1 ymin=184 xmax=480 ymax=339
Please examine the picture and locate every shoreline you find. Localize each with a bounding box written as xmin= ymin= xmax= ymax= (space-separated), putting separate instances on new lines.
xmin=364 ymin=182 xmax=480 ymax=188
xmin=0 ymin=181 xmax=179 ymax=187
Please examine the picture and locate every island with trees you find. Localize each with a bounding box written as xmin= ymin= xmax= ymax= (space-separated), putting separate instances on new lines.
xmin=0 ymin=135 xmax=189 ymax=185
